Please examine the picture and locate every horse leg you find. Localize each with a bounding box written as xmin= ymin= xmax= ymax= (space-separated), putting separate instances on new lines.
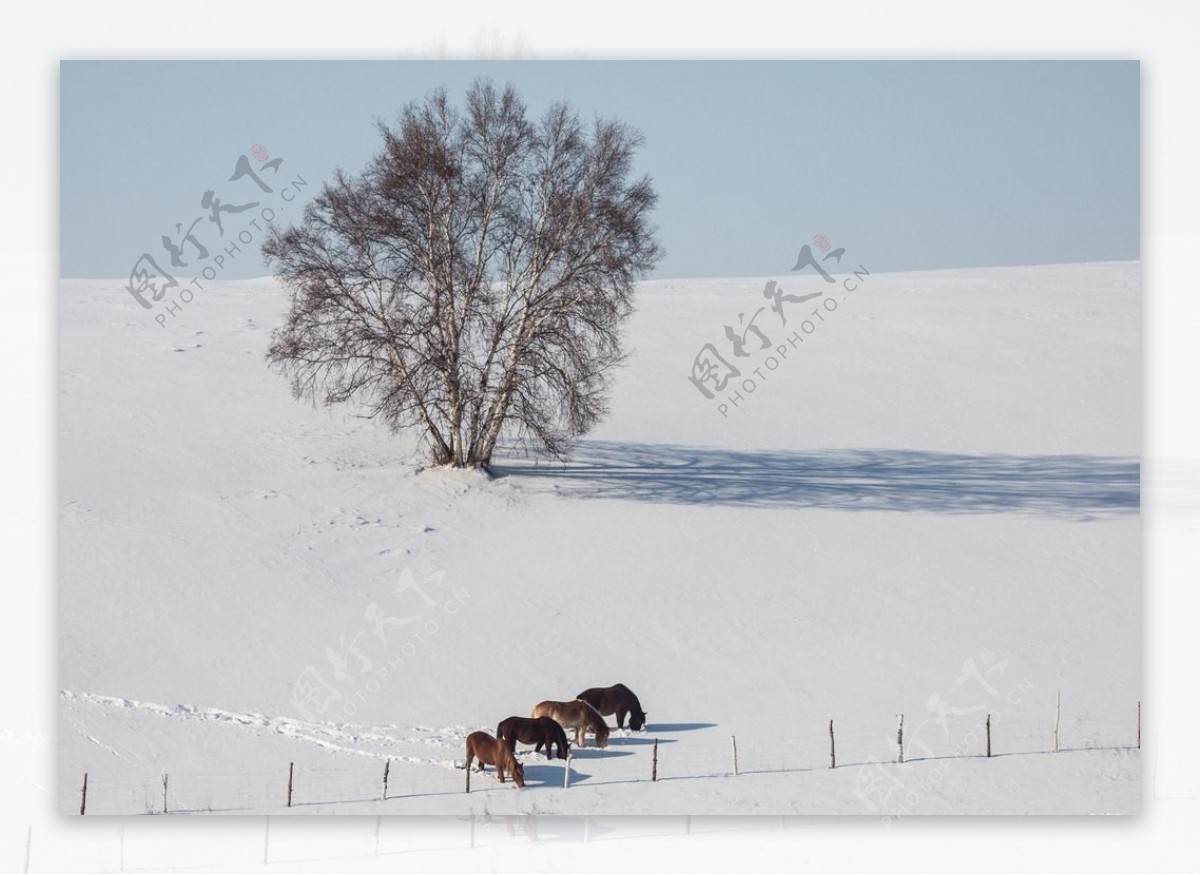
xmin=575 ymin=725 xmax=585 ymax=748
xmin=616 ymin=707 xmax=627 ymax=729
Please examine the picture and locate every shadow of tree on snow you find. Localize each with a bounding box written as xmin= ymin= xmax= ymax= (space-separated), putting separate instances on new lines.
xmin=494 ymin=441 xmax=1139 ymax=518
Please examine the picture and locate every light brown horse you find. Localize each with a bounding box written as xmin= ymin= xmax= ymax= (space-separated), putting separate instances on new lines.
xmin=465 ymin=731 xmax=525 ymax=787
xmin=531 ymin=699 xmax=610 ymax=748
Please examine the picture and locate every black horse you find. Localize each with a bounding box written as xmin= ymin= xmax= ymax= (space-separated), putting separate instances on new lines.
xmin=576 ymin=683 xmax=647 ymax=730
xmin=496 ymin=715 xmax=570 ymax=760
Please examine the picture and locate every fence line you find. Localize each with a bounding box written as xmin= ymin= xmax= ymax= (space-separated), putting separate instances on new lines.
xmin=66 ymin=702 xmax=1141 ymax=815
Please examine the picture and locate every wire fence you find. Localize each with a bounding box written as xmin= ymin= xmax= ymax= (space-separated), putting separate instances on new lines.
xmin=64 ymin=703 xmax=1140 ymax=816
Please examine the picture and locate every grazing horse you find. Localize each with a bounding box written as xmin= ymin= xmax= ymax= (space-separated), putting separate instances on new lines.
xmin=531 ymin=699 xmax=610 ymax=748
xmin=576 ymin=683 xmax=647 ymax=731
xmin=497 ymin=715 xmax=570 ymax=760
xmin=465 ymin=731 xmax=525 ymax=787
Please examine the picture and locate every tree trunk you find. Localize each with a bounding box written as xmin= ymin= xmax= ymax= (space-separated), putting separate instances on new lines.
xmin=470 ymin=300 xmax=531 ymax=467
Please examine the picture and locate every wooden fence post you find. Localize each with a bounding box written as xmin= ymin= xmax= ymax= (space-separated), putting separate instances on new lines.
xmin=1054 ymin=691 xmax=1061 ymax=753
xmin=563 ymin=753 xmax=571 ymax=789
xmin=986 ymin=714 xmax=992 ymax=758
xmin=287 ymin=762 xmax=294 ymax=808
xmin=382 ymin=760 xmax=390 ymax=801
xmin=1137 ymin=700 xmax=1141 ymax=750
xmin=897 ymin=714 xmax=905 ymax=764
xmin=829 ymin=720 xmax=836 ymax=769
xmin=162 ymin=774 xmax=168 ymax=814
xmin=731 ymin=736 xmax=739 ymax=776
xmin=465 ymin=761 xmax=471 ymax=794
xmin=652 ymin=738 xmax=659 ymax=782
xmin=80 ymin=772 xmax=88 ymax=816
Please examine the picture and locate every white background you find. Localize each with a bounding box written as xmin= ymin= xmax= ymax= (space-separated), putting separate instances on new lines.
xmin=4 ymin=1 xmax=1198 ymax=870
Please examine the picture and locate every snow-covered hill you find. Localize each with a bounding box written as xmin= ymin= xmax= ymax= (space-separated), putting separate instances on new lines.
xmin=58 ymin=261 xmax=1140 ymax=815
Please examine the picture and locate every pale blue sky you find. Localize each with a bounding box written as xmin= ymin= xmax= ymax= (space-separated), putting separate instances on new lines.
xmin=60 ymin=60 xmax=1138 ymax=280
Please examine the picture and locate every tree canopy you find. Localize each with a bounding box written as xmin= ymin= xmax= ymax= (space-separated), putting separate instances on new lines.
xmin=263 ymin=79 xmax=662 ymax=469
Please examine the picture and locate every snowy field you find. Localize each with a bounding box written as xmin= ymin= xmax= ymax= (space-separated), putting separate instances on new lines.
xmin=58 ymin=261 xmax=1140 ymax=815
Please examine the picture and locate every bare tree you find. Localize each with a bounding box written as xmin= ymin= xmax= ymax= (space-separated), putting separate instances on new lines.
xmin=263 ymin=79 xmax=662 ymax=470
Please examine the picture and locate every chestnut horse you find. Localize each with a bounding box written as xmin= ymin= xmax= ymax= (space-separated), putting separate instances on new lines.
xmin=497 ymin=715 xmax=570 ymax=760
xmin=531 ymin=699 xmax=610 ymax=748
xmin=465 ymin=731 xmax=525 ymax=787
xmin=576 ymin=683 xmax=647 ymax=731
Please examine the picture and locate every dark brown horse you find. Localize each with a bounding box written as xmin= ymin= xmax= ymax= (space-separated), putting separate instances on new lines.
xmin=465 ymin=731 xmax=525 ymax=787
xmin=496 ymin=715 xmax=570 ymax=760
xmin=576 ymin=683 xmax=647 ymax=730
